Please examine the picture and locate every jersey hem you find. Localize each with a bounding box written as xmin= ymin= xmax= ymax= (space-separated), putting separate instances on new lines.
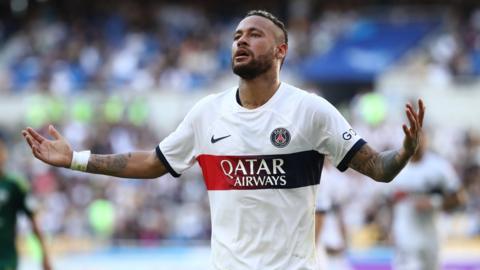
xmin=155 ymin=146 xmax=181 ymax=178
xmin=336 ymin=139 xmax=367 ymax=172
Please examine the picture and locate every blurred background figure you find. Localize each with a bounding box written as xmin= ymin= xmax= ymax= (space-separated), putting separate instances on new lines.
xmin=0 ymin=135 xmax=51 ymax=270
xmin=315 ymin=161 xmax=354 ymax=270
xmin=0 ymin=0 xmax=479 ymax=269
xmin=384 ymin=132 xmax=465 ymax=270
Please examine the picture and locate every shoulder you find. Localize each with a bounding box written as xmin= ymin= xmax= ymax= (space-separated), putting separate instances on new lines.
xmin=186 ymin=88 xmax=234 ymax=120
xmin=188 ymin=87 xmax=235 ymax=115
xmin=275 ymin=83 xmax=330 ymax=111
xmin=278 ymin=82 xmax=309 ymax=100
xmin=303 ymin=92 xmax=337 ymax=114
xmin=3 ymin=174 xmax=30 ymax=193
xmin=280 ymin=83 xmax=337 ymax=113
xmin=276 ymin=83 xmax=349 ymax=135
xmin=288 ymin=85 xmax=343 ymax=123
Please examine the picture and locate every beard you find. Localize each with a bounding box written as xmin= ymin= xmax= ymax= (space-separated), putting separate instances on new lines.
xmin=232 ymin=49 xmax=274 ymax=80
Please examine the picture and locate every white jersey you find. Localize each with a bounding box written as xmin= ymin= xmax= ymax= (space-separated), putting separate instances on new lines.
xmin=388 ymin=152 xmax=460 ymax=249
xmin=157 ymin=82 xmax=365 ymax=270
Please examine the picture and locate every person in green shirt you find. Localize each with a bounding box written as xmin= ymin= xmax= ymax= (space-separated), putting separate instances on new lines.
xmin=0 ymin=137 xmax=51 ymax=270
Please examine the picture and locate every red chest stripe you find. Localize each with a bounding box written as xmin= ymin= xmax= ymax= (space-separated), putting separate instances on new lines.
xmin=196 ymin=151 xmax=324 ymax=190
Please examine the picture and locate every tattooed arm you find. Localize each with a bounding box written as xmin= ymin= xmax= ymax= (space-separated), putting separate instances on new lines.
xmin=348 ymin=100 xmax=426 ymax=183
xmin=86 ymin=151 xmax=167 ymax=178
xmin=22 ymin=125 xmax=167 ymax=179
xmin=348 ymin=145 xmax=410 ymax=182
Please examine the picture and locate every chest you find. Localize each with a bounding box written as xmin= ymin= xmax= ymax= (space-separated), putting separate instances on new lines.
xmin=199 ymin=110 xmax=310 ymax=156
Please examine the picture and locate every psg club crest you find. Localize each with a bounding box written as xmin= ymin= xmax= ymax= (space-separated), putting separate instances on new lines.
xmin=270 ymin=127 xmax=290 ymax=148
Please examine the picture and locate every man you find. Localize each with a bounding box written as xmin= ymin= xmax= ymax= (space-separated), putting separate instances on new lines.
xmin=0 ymin=137 xmax=51 ymax=270
xmin=386 ymin=132 xmax=463 ymax=270
xmin=22 ymin=10 xmax=425 ymax=270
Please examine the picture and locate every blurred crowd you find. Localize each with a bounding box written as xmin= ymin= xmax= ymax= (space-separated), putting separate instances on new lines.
xmin=0 ymin=1 xmax=236 ymax=94
xmin=426 ymin=7 xmax=480 ymax=85
xmin=0 ymin=0 xmax=479 ymax=250
xmin=2 ymin=1 xmax=479 ymax=95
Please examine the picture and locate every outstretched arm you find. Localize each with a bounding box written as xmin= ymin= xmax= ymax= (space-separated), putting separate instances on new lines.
xmin=348 ymin=99 xmax=425 ymax=182
xmin=86 ymin=151 xmax=167 ymax=178
xmin=22 ymin=125 xmax=167 ymax=179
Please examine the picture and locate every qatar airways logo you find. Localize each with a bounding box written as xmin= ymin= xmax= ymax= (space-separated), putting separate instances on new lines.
xmin=220 ymin=158 xmax=287 ymax=187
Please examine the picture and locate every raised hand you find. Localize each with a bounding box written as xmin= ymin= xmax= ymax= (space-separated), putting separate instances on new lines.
xmin=402 ymin=99 xmax=426 ymax=156
xmin=22 ymin=125 xmax=73 ymax=168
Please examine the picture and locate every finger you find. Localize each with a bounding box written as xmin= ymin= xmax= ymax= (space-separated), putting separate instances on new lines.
xmin=24 ymin=135 xmax=35 ymax=149
xmin=406 ymin=103 xmax=419 ymax=123
xmin=406 ymin=102 xmax=413 ymax=111
xmin=26 ymin=127 xmax=46 ymax=144
xmin=26 ymin=135 xmax=42 ymax=151
xmin=406 ymin=107 xmax=418 ymax=132
xmin=405 ymin=104 xmax=419 ymax=128
xmin=21 ymin=131 xmax=31 ymax=146
xmin=25 ymin=134 xmax=40 ymax=147
xmin=402 ymin=124 xmax=412 ymax=138
xmin=48 ymin=124 xmax=63 ymax=140
xmin=418 ymin=99 xmax=425 ymax=127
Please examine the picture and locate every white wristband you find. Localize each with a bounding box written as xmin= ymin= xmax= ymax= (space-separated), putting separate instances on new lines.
xmin=70 ymin=150 xmax=91 ymax=172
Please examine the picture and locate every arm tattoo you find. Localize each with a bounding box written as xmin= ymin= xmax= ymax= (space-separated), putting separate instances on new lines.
xmin=349 ymin=145 xmax=408 ymax=183
xmin=376 ymin=150 xmax=406 ymax=182
xmin=348 ymin=145 xmax=376 ymax=175
xmin=87 ymin=153 xmax=131 ymax=176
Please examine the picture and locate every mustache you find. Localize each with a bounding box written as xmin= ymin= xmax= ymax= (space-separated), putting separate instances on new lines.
xmin=234 ymin=46 xmax=254 ymax=57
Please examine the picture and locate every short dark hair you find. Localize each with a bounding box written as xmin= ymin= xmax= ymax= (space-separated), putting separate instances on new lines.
xmin=245 ymin=10 xmax=288 ymax=45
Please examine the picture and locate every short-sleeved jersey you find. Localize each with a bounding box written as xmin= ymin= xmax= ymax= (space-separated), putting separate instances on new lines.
xmin=157 ymin=82 xmax=365 ymax=270
xmin=0 ymin=174 xmax=33 ymax=262
xmin=387 ymin=152 xmax=460 ymax=249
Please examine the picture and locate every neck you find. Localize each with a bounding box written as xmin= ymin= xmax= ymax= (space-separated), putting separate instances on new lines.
xmin=238 ymin=69 xmax=280 ymax=109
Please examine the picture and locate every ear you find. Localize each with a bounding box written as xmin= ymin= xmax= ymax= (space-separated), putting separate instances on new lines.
xmin=275 ymin=43 xmax=288 ymax=61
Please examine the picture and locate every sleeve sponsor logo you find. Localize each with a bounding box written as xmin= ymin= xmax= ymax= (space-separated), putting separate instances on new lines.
xmin=342 ymin=128 xmax=357 ymax=140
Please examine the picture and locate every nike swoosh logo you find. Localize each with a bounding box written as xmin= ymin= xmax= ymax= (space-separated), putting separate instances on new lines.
xmin=211 ymin=135 xmax=231 ymax=143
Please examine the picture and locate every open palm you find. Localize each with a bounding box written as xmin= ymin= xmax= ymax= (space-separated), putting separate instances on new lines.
xmin=22 ymin=125 xmax=73 ymax=168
